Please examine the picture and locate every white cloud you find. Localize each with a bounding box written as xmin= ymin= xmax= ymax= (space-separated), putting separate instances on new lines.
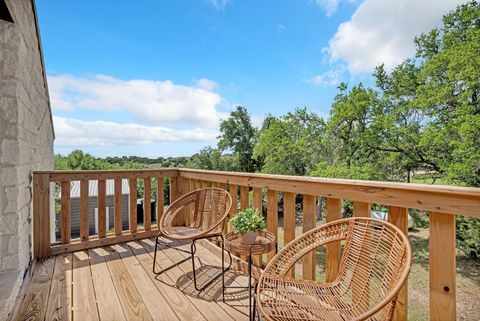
xmin=308 ymin=67 xmax=344 ymax=86
xmin=206 ymin=0 xmax=231 ymax=10
xmin=313 ymin=0 xmax=341 ymax=17
xmin=48 ymin=74 xmax=222 ymax=128
xmin=326 ymin=0 xmax=464 ymax=73
xmin=194 ymin=78 xmax=218 ymax=91
xmin=53 ymin=116 xmax=218 ymax=147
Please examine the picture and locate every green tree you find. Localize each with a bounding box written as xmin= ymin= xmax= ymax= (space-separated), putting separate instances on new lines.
xmin=218 ymin=106 xmax=260 ymax=172
xmin=254 ymin=108 xmax=326 ymax=176
xmin=186 ymin=146 xmax=240 ymax=171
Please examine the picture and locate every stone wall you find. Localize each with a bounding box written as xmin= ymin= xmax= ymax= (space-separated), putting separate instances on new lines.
xmin=0 ymin=0 xmax=54 ymax=319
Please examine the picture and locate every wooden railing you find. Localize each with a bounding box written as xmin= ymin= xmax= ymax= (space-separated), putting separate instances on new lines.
xmin=33 ymin=168 xmax=480 ymax=321
xmin=33 ymin=169 xmax=178 ymax=257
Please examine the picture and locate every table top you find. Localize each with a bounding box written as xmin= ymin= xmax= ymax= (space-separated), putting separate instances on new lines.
xmin=224 ymin=231 xmax=276 ymax=256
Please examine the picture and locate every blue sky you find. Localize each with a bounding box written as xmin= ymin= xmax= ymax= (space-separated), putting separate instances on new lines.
xmin=36 ymin=0 xmax=464 ymax=157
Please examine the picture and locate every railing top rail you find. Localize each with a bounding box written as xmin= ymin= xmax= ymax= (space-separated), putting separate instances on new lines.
xmin=178 ymin=168 xmax=480 ymax=218
xmin=31 ymin=168 xmax=480 ymax=217
xmin=33 ymin=168 xmax=178 ymax=181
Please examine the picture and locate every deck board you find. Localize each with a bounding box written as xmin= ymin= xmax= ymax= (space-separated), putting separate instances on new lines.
xmin=45 ymin=254 xmax=72 ymax=321
xmin=11 ymin=238 xmax=250 ymax=321
xmin=88 ymin=247 xmax=127 ymax=321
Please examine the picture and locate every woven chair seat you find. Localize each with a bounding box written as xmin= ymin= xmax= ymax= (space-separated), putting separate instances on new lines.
xmin=161 ymin=226 xmax=205 ymax=239
xmin=257 ymin=217 xmax=412 ymax=321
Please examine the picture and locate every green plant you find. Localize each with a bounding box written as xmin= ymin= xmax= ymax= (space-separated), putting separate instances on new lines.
xmin=229 ymin=207 xmax=265 ymax=235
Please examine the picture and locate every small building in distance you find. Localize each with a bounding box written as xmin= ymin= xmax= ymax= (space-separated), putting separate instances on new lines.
xmin=57 ymin=179 xmax=130 ymax=238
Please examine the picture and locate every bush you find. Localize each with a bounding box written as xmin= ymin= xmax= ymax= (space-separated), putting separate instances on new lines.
xmin=456 ymin=216 xmax=480 ymax=260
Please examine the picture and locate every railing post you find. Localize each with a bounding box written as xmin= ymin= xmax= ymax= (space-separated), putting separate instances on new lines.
xmin=33 ymin=173 xmax=51 ymax=258
xmin=430 ymin=212 xmax=456 ymax=321
xmin=388 ymin=206 xmax=409 ymax=321
xmin=326 ymin=198 xmax=342 ymax=282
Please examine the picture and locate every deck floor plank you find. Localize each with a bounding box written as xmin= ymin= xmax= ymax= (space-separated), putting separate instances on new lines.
xmin=102 ymin=245 xmax=154 ymax=321
xmin=45 ymin=254 xmax=73 ymax=321
xmin=167 ymin=238 xmax=250 ymax=320
xmin=126 ymin=241 xmax=207 ymax=321
xmin=14 ymin=257 xmax=55 ymax=321
xmin=88 ymin=247 xmax=127 ymax=321
xmin=14 ymin=239 xmax=251 ymax=321
xmin=139 ymin=238 xmax=239 ymax=321
xmin=114 ymin=243 xmax=179 ymax=321
xmin=72 ymin=251 xmax=100 ymax=321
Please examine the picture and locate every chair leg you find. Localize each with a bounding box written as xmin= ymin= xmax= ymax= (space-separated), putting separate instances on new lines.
xmin=153 ymin=233 xmax=191 ymax=275
xmin=191 ymin=235 xmax=232 ymax=292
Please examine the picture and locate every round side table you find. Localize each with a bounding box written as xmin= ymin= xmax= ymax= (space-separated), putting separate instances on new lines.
xmin=224 ymin=231 xmax=276 ymax=321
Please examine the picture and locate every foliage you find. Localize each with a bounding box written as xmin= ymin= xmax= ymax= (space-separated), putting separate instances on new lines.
xmin=186 ymin=146 xmax=240 ymax=171
xmin=254 ymin=108 xmax=326 ymax=176
xmin=456 ymin=216 xmax=480 ymax=259
xmin=229 ymin=207 xmax=266 ymax=235
xmin=218 ymin=106 xmax=261 ymax=172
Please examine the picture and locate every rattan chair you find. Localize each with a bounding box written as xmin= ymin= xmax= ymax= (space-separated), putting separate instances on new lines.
xmin=153 ymin=187 xmax=233 ymax=292
xmin=255 ymin=217 xmax=411 ymax=321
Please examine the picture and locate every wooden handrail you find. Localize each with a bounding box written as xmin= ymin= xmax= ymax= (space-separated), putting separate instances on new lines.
xmin=178 ymin=168 xmax=480 ymax=217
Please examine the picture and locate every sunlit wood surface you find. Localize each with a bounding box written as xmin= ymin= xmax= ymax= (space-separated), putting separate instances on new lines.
xmin=12 ymin=238 xmax=250 ymax=321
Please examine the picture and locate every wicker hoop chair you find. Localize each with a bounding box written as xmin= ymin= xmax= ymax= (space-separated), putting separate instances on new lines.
xmin=255 ymin=217 xmax=411 ymax=321
xmin=153 ymin=187 xmax=233 ymax=293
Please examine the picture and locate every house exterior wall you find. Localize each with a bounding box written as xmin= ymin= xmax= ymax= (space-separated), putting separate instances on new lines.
xmin=0 ymin=0 xmax=54 ymax=319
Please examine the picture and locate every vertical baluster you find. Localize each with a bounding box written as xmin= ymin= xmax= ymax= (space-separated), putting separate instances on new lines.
xmin=170 ymin=176 xmax=178 ymax=225
xmin=352 ymin=201 xmax=372 ymax=302
xmin=302 ymin=194 xmax=316 ymax=280
xmin=144 ymin=178 xmax=152 ymax=231
xmin=353 ymin=201 xmax=370 ymax=217
xmin=98 ymin=179 xmax=107 ymax=238
xmin=325 ymin=198 xmax=342 ymax=282
xmin=114 ymin=178 xmax=123 ymax=235
xmin=156 ymin=176 xmax=164 ymax=229
xmin=283 ymin=191 xmax=296 ymax=277
xmin=266 ymin=189 xmax=278 ymax=263
xmin=387 ymin=206 xmax=408 ymax=321
xmin=430 ymin=212 xmax=456 ymax=321
xmin=129 ymin=178 xmax=137 ymax=233
xmin=240 ymin=186 xmax=249 ymax=210
xmin=228 ymin=184 xmax=238 ymax=232
xmin=60 ymin=180 xmax=71 ymax=244
xmin=253 ymin=187 xmax=263 ymax=266
xmin=80 ymin=179 xmax=89 ymax=241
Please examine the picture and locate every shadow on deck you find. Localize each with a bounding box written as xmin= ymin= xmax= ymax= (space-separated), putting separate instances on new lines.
xmin=11 ymin=237 xmax=251 ymax=321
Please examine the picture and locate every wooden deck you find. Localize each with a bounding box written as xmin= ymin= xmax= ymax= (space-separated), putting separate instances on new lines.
xmin=11 ymin=237 xmax=250 ymax=321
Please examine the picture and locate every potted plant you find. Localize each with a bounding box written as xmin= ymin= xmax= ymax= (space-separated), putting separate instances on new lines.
xmin=229 ymin=207 xmax=266 ymax=244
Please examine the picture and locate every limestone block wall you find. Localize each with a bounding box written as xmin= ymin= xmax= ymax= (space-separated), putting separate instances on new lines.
xmin=0 ymin=0 xmax=54 ymax=317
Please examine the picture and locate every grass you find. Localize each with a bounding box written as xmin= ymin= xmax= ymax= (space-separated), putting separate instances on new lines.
xmin=275 ymin=221 xmax=480 ymax=320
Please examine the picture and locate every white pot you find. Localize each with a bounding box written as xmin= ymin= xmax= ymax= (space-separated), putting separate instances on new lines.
xmin=241 ymin=231 xmax=257 ymax=244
